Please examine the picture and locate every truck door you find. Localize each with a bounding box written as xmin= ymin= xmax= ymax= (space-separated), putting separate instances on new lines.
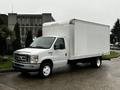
xmin=53 ymin=38 xmax=68 ymax=65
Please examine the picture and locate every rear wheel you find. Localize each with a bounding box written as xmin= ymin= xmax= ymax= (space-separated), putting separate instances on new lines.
xmin=39 ymin=62 xmax=52 ymax=78
xmin=91 ymin=57 xmax=102 ymax=68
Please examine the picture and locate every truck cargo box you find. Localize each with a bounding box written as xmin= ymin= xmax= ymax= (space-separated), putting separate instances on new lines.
xmin=43 ymin=19 xmax=110 ymax=60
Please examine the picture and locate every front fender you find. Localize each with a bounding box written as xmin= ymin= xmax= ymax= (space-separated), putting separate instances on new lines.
xmin=38 ymin=56 xmax=54 ymax=63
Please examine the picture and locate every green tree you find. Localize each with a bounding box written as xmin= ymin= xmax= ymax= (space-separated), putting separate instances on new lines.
xmin=25 ymin=30 xmax=33 ymax=47
xmin=0 ymin=21 xmax=10 ymax=55
xmin=111 ymin=19 xmax=120 ymax=43
xmin=14 ymin=23 xmax=21 ymax=40
xmin=110 ymin=34 xmax=116 ymax=44
xmin=12 ymin=23 xmax=21 ymax=51
xmin=0 ymin=18 xmax=3 ymax=25
xmin=37 ymin=29 xmax=42 ymax=37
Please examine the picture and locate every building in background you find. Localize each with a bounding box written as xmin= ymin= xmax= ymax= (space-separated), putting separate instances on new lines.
xmin=0 ymin=14 xmax=8 ymax=25
xmin=8 ymin=13 xmax=55 ymax=47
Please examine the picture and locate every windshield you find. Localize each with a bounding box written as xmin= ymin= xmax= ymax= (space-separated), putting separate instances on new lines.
xmin=30 ymin=37 xmax=55 ymax=49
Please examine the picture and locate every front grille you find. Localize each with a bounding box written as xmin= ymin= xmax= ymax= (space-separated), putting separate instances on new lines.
xmin=14 ymin=53 xmax=30 ymax=63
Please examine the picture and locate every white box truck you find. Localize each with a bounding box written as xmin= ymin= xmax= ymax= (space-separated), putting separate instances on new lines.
xmin=13 ymin=19 xmax=110 ymax=78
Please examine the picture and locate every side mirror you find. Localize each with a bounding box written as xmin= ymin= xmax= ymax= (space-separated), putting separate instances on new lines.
xmin=54 ymin=45 xmax=59 ymax=50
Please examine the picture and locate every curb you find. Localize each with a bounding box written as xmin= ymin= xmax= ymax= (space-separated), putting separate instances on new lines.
xmin=0 ymin=69 xmax=15 ymax=73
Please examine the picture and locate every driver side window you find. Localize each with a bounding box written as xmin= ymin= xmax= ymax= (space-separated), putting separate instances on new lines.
xmin=54 ymin=38 xmax=65 ymax=50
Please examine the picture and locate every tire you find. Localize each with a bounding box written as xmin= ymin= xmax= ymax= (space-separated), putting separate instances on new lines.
xmin=91 ymin=57 xmax=102 ymax=68
xmin=39 ymin=62 xmax=52 ymax=78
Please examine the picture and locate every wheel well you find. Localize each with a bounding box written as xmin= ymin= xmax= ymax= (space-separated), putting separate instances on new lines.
xmin=41 ymin=59 xmax=53 ymax=67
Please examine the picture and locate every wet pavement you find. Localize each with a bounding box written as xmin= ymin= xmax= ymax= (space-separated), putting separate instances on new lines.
xmin=0 ymin=58 xmax=120 ymax=90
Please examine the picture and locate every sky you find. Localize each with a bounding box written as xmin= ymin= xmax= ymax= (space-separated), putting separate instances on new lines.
xmin=0 ymin=0 xmax=120 ymax=28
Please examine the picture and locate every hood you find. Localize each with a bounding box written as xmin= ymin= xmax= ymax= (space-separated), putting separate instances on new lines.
xmin=15 ymin=48 xmax=48 ymax=55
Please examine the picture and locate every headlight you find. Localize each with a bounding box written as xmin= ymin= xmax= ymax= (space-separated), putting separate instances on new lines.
xmin=30 ymin=55 xmax=39 ymax=63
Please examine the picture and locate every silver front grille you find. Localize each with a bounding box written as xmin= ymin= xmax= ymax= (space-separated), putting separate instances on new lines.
xmin=14 ymin=53 xmax=30 ymax=63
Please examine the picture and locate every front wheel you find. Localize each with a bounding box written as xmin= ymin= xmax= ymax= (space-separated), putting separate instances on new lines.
xmin=39 ymin=62 xmax=52 ymax=78
xmin=91 ymin=57 xmax=102 ymax=68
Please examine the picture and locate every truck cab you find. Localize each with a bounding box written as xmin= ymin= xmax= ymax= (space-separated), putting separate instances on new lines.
xmin=13 ymin=36 xmax=68 ymax=78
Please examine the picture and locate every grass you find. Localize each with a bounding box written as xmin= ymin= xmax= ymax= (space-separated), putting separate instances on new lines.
xmin=102 ymin=51 xmax=120 ymax=60
xmin=0 ymin=56 xmax=13 ymax=70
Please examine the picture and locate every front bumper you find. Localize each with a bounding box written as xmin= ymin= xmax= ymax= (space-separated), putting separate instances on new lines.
xmin=13 ymin=62 xmax=40 ymax=72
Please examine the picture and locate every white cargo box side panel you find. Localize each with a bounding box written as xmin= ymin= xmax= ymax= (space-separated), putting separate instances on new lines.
xmin=43 ymin=24 xmax=71 ymax=37
xmin=74 ymin=20 xmax=110 ymax=57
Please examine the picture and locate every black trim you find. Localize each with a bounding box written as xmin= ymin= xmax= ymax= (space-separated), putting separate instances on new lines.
xmin=68 ymin=56 xmax=102 ymax=64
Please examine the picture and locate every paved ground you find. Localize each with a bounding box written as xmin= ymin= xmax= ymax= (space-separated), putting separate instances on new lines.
xmin=0 ymin=58 xmax=120 ymax=90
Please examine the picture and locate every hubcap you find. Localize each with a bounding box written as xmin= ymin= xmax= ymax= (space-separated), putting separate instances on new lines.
xmin=97 ymin=59 xmax=101 ymax=67
xmin=43 ymin=65 xmax=51 ymax=76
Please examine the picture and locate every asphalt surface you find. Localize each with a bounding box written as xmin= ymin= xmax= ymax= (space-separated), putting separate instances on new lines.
xmin=0 ymin=58 xmax=120 ymax=90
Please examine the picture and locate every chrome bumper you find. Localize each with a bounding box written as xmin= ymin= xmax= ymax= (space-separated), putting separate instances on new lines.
xmin=13 ymin=62 xmax=40 ymax=72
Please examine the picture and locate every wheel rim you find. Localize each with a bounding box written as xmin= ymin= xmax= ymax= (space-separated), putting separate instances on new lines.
xmin=97 ymin=59 xmax=101 ymax=67
xmin=43 ymin=65 xmax=51 ymax=76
